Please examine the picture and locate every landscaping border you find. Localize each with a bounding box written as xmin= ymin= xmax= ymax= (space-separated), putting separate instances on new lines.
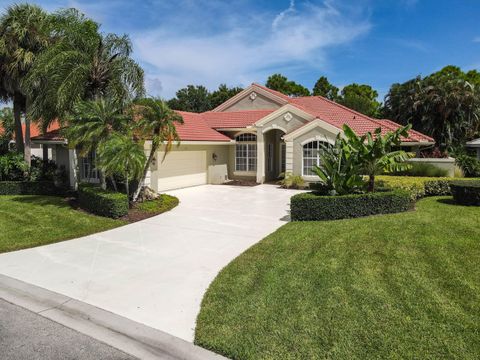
xmin=78 ymin=184 xmax=128 ymax=218
xmin=290 ymin=189 xmax=414 ymax=221
xmin=450 ymin=180 xmax=480 ymax=206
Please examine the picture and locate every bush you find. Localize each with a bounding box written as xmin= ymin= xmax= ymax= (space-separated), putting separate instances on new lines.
xmin=0 ymin=153 xmax=28 ymax=181
xmin=0 ymin=181 xmax=58 ymax=195
xmin=450 ymin=180 xmax=480 ymax=206
xmin=455 ymin=155 xmax=480 ymax=177
xmin=392 ymin=162 xmax=449 ymax=177
xmin=290 ymin=190 xmax=414 ymax=221
xmin=78 ymin=184 xmax=128 ymax=218
xmin=278 ymin=172 xmax=305 ymax=189
xmin=376 ymin=176 xmax=477 ymax=200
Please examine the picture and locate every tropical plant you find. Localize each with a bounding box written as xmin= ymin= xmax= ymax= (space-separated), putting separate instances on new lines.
xmin=24 ymin=8 xmax=144 ymax=130
xmin=96 ymin=132 xmax=146 ymax=204
xmin=383 ymin=66 xmax=480 ymax=149
xmin=132 ymin=98 xmax=183 ymax=202
xmin=0 ymin=3 xmax=51 ymax=159
xmin=311 ymin=137 xmax=365 ymax=195
xmin=65 ymin=99 xmax=131 ymax=188
xmin=278 ymin=172 xmax=305 ymax=189
xmin=0 ymin=152 xmax=28 ymax=180
xmin=455 ymin=154 xmax=480 ymax=177
xmin=343 ymin=124 xmax=414 ymax=192
xmin=0 ymin=107 xmax=14 ymax=154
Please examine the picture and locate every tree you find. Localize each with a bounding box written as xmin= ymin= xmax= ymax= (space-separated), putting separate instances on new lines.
xmin=209 ymin=84 xmax=243 ymax=109
xmin=97 ymin=132 xmax=145 ymax=204
xmin=167 ymin=85 xmax=211 ymax=113
xmin=265 ymin=73 xmax=310 ymax=97
xmin=0 ymin=107 xmax=14 ymax=154
xmin=24 ymin=8 xmax=144 ymax=130
xmin=383 ymin=66 xmax=480 ymax=149
xmin=343 ymin=124 xmax=413 ymax=192
xmin=65 ymin=99 xmax=131 ymax=188
xmin=0 ymin=4 xmax=51 ymax=161
xmin=132 ymin=98 xmax=183 ymax=202
xmin=338 ymin=83 xmax=381 ymax=118
xmin=312 ymin=76 xmax=339 ymax=100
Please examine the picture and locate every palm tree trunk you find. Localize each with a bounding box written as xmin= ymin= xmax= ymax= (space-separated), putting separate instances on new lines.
xmin=125 ymin=171 xmax=130 ymax=209
xmin=13 ymin=94 xmax=24 ymax=155
xmin=110 ymin=176 xmax=118 ymax=192
xmin=24 ymin=116 xmax=31 ymax=167
xmin=132 ymin=143 xmax=157 ymax=202
xmin=368 ymin=174 xmax=375 ymax=192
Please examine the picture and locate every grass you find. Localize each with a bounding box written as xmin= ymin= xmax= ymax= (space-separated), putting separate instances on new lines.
xmin=195 ymin=197 xmax=480 ymax=359
xmin=0 ymin=195 xmax=125 ymax=253
xmin=134 ymin=194 xmax=179 ymax=214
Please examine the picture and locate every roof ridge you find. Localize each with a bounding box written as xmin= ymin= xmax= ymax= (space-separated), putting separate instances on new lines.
xmin=251 ymin=83 xmax=292 ymax=100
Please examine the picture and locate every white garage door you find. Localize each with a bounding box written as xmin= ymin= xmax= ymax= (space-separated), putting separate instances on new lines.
xmin=156 ymin=150 xmax=207 ymax=191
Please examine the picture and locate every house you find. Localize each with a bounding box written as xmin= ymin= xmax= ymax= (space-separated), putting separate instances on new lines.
xmin=31 ymin=83 xmax=435 ymax=190
xmin=1 ymin=122 xmax=55 ymax=159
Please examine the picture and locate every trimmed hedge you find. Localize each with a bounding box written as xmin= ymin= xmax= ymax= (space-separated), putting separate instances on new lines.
xmin=0 ymin=181 xmax=59 ymax=195
xmin=450 ymin=180 xmax=480 ymax=206
xmin=291 ymin=190 xmax=414 ymax=221
xmin=78 ymin=184 xmax=128 ymax=218
xmin=376 ymin=176 xmax=479 ymax=200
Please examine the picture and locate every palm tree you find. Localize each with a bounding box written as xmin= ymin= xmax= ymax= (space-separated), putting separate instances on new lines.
xmin=65 ymin=99 xmax=131 ymax=188
xmin=24 ymin=8 xmax=144 ymax=130
xmin=132 ymin=98 xmax=183 ymax=202
xmin=0 ymin=4 xmax=51 ymax=161
xmin=97 ymin=132 xmax=145 ymax=205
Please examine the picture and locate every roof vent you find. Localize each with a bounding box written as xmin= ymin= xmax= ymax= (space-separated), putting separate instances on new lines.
xmin=353 ymin=116 xmax=356 ymax=119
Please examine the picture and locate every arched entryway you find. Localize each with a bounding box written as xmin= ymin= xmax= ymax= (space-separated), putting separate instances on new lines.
xmin=263 ymin=128 xmax=286 ymax=182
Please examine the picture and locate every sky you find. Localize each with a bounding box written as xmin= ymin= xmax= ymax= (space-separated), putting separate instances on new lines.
xmin=1 ymin=0 xmax=479 ymax=100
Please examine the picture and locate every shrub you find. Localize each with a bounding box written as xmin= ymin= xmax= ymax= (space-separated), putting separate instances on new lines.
xmin=455 ymin=155 xmax=480 ymax=177
xmin=392 ymin=162 xmax=449 ymax=177
xmin=290 ymin=190 xmax=414 ymax=221
xmin=78 ymin=184 xmax=128 ymax=218
xmin=278 ymin=172 xmax=305 ymax=189
xmin=0 ymin=153 xmax=28 ymax=181
xmin=450 ymin=180 xmax=480 ymax=206
xmin=376 ymin=176 xmax=479 ymax=200
xmin=0 ymin=181 xmax=58 ymax=195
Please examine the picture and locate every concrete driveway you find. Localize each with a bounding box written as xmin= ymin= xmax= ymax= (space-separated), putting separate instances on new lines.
xmin=0 ymin=185 xmax=300 ymax=341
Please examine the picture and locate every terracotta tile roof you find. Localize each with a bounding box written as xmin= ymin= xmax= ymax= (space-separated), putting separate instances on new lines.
xmin=251 ymin=83 xmax=292 ymax=101
xmin=174 ymin=111 xmax=232 ymax=141
xmin=31 ymin=128 xmax=65 ymax=142
xmin=202 ymin=109 xmax=274 ymax=129
xmin=289 ymin=96 xmax=434 ymax=143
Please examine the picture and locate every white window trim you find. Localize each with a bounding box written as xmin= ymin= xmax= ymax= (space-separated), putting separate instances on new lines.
xmin=235 ymin=133 xmax=257 ymax=173
xmin=301 ymin=140 xmax=328 ymax=177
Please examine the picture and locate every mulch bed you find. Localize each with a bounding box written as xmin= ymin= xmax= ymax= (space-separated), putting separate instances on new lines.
xmin=223 ymin=180 xmax=259 ymax=187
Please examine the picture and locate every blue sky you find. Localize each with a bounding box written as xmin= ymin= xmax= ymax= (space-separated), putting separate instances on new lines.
xmin=1 ymin=0 xmax=479 ymax=100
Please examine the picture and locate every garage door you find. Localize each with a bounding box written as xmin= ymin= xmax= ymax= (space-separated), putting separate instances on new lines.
xmin=156 ymin=150 xmax=207 ymax=191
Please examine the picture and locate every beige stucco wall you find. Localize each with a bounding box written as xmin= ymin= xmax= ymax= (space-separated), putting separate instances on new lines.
xmin=224 ymin=93 xmax=282 ymax=111
xmin=291 ymin=127 xmax=338 ymax=177
xmin=256 ymin=112 xmax=307 ymax=134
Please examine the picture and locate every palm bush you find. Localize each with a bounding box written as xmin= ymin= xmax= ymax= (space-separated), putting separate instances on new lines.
xmin=278 ymin=172 xmax=305 ymax=189
xmin=311 ymin=137 xmax=365 ymax=195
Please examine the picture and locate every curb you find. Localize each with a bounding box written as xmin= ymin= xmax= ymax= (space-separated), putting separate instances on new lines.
xmin=0 ymin=274 xmax=227 ymax=360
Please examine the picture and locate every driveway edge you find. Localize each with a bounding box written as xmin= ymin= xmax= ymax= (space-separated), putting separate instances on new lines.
xmin=0 ymin=274 xmax=226 ymax=360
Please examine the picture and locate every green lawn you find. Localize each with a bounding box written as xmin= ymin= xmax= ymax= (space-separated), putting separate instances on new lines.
xmin=195 ymin=197 xmax=480 ymax=359
xmin=0 ymin=195 xmax=125 ymax=253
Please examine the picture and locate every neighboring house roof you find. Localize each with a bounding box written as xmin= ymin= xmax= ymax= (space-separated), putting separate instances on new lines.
xmin=1 ymin=120 xmax=62 ymax=142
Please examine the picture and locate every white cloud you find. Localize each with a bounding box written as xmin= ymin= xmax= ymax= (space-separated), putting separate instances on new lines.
xmin=473 ymin=37 xmax=480 ymax=43
xmin=133 ymin=0 xmax=371 ymax=97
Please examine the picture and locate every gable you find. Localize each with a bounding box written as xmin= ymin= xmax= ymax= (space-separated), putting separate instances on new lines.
xmin=213 ymin=83 xmax=288 ymax=112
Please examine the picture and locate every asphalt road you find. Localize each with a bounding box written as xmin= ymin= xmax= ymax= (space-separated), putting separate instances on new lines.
xmin=0 ymin=298 xmax=136 ymax=360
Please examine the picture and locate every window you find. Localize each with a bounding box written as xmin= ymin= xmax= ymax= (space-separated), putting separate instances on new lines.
xmin=235 ymin=133 xmax=257 ymax=172
xmin=80 ymin=151 xmax=99 ymax=180
xmin=302 ymin=141 xmax=328 ymax=176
